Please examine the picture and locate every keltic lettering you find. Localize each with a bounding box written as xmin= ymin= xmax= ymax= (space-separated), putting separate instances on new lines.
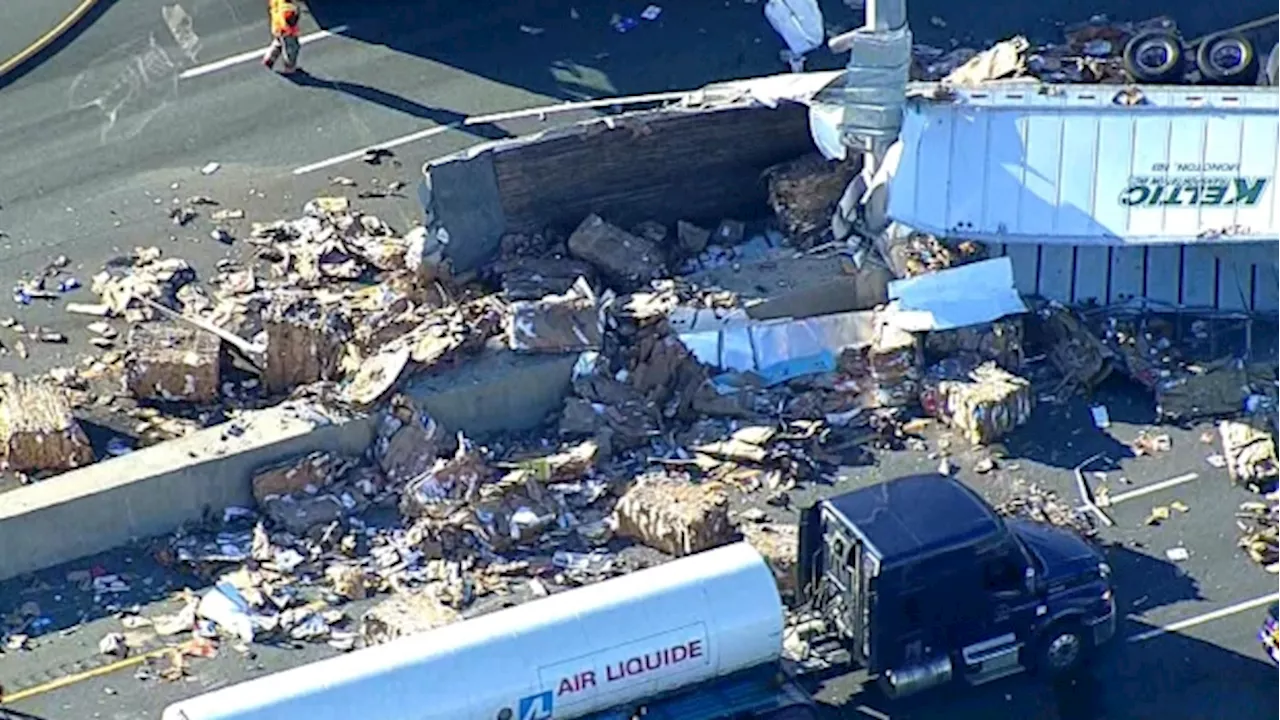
xmin=1119 ymin=177 xmax=1269 ymax=207
xmin=605 ymin=640 xmax=704 ymax=683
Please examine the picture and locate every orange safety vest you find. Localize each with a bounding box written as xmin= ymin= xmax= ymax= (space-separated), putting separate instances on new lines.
xmin=269 ymin=0 xmax=300 ymax=36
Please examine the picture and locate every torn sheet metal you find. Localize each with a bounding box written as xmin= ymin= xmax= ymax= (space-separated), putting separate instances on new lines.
xmin=676 ymin=307 xmax=913 ymax=384
xmin=883 ymin=257 xmax=1028 ymax=332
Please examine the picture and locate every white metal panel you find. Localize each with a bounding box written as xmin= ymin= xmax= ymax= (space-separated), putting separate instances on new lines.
xmin=985 ymin=242 xmax=1275 ymax=312
xmin=161 ymin=543 xmax=783 ymax=720
xmin=890 ymin=84 xmax=1280 ymax=244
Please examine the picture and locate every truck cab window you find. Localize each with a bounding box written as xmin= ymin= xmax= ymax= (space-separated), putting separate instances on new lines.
xmin=983 ymin=555 xmax=1023 ymax=594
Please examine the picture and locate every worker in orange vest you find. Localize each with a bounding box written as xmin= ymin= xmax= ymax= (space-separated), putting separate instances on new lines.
xmin=262 ymin=0 xmax=302 ymax=73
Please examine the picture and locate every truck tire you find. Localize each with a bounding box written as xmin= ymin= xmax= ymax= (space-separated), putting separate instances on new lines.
xmin=1196 ymin=32 xmax=1258 ymax=85
xmin=1123 ymin=31 xmax=1185 ymax=84
xmin=1265 ymin=42 xmax=1279 ymax=86
xmin=1034 ymin=623 xmax=1088 ymax=677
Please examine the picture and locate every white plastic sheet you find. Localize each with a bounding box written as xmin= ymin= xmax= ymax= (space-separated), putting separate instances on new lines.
xmin=883 ymin=257 xmax=1028 ymax=331
xmin=764 ymin=0 xmax=825 ymax=58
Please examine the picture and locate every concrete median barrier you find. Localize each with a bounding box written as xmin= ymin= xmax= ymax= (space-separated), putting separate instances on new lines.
xmin=0 ymin=345 xmax=577 ymax=583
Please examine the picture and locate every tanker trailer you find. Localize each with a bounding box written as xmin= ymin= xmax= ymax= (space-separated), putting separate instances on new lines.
xmin=160 ymin=542 xmax=816 ymax=720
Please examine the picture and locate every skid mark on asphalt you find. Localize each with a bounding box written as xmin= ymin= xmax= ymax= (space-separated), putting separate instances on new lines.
xmin=67 ymin=34 xmax=179 ymax=145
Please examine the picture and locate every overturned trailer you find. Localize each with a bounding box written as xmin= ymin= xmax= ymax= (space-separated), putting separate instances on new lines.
xmin=883 ymin=83 xmax=1279 ymax=312
xmin=419 ymin=74 xmax=1277 ymax=315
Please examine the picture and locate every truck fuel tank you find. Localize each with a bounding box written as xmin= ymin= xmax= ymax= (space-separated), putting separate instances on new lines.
xmin=880 ymin=656 xmax=954 ymax=699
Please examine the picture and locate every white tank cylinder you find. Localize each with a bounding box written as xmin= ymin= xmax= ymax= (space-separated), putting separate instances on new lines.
xmin=161 ymin=542 xmax=784 ymax=720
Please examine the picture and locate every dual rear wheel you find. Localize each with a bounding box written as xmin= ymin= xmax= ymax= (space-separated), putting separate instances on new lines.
xmin=1122 ymin=30 xmax=1264 ymax=85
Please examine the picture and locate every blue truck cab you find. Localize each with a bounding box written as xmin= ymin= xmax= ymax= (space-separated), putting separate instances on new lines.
xmin=797 ymin=474 xmax=1116 ymax=698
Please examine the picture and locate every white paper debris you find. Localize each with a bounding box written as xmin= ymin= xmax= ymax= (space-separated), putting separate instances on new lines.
xmin=883 ymin=257 xmax=1028 ymax=332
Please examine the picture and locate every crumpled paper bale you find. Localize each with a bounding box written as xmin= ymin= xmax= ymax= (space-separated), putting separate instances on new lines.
xmin=262 ymin=293 xmax=354 ymax=394
xmin=375 ymin=396 xmax=442 ymax=485
xmin=920 ymin=359 xmax=1034 ymax=445
xmin=507 ymin=276 xmax=613 ymax=353
xmin=614 ymin=476 xmax=733 ymax=557
xmin=763 ymin=154 xmax=860 ymax=249
xmin=0 ymin=380 xmax=94 ymax=472
xmin=124 ymin=321 xmax=222 ymax=403
xmin=252 ymin=451 xmax=355 ymax=504
xmin=360 ymin=590 xmax=459 ymax=646
xmin=1219 ymin=420 xmax=1279 ymax=491
xmin=401 ymin=439 xmax=494 ymax=519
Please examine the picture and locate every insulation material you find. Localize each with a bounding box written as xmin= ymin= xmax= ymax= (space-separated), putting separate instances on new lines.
xmin=763 ymin=154 xmax=859 ymax=249
xmin=921 ymin=359 xmax=1034 ymax=445
xmin=262 ymin=293 xmax=353 ymax=394
xmin=925 ymin=317 xmax=1025 ymax=372
xmin=123 ymin=322 xmax=222 ymax=403
xmin=507 ymin=277 xmax=612 ymax=353
xmin=614 ymin=477 xmax=734 ymax=556
xmin=359 ymin=590 xmax=460 ymax=646
xmin=566 ymin=214 xmax=665 ymax=287
xmin=1219 ymin=420 xmax=1279 ymax=492
xmin=0 ymin=380 xmax=94 ymax=472
xmin=738 ymin=522 xmax=798 ymax=597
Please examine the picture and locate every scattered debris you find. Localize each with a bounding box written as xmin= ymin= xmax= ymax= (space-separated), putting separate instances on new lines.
xmin=1219 ymin=420 xmax=1279 ymax=493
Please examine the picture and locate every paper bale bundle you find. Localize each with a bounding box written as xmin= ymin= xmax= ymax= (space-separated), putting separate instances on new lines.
xmin=921 ymin=359 xmax=1034 ymax=445
xmin=763 ymin=154 xmax=860 ymax=249
xmin=124 ymin=322 xmax=222 ymax=403
xmin=262 ymin=292 xmax=353 ymax=394
xmin=359 ymin=589 xmax=460 ymax=647
xmin=614 ymin=476 xmax=734 ymax=557
xmin=0 ymin=380 xmax=94 ymax=472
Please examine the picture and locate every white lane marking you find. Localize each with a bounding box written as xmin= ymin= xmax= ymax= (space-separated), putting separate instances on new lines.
xmin=1075 ymin=472 xmax=1199 ymax=513
xmin=177 ymin=25 xmax=348 ymax=80
xmin=1127 ymin=592 xmax=1279 ymax=643
xmin=291 ymin=124 xmax=455 ymax=175
xmin=1100 ymin=472 xmax=1199 ymax=507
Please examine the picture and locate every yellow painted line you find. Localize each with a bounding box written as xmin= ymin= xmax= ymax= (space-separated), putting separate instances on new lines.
xmin=0 ymin=0 xmax=101 ymax=78
xmin=3 ymin=646 xmax=172 ymax=703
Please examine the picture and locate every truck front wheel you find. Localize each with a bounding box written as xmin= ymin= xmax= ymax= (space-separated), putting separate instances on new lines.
xmin=1034 ymin=624 xmax=1087 ymax=677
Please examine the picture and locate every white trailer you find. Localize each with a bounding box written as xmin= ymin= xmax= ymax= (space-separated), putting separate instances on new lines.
xmin=161 ymin=543 xmax=799 ymax=720
xmin=884 ymin=82 xmax=1279 ymax=312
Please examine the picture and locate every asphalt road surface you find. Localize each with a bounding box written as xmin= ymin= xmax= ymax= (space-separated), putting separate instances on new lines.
xmin=0 ymin=0 xmax=1277 ymax=718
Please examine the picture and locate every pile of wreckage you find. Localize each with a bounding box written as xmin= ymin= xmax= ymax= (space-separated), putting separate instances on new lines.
xmin=913 ymin=15 xmax=1182 ymax=85
xmin=12 ymin=146 xmax=1269 ymax=690
xmin=2 ymin=148 xmax=1273 ymax=672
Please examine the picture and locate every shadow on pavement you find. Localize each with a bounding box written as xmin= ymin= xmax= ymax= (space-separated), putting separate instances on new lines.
xmin=999 ymin=394 xmax=1137 ymax=471
xmin=281 ymin=69 xmax=513 ymax=141
xmin=1102 ymin=541 xmax=1202 ymax=618
xmin=0 ymin=0 xmax=118 ymax=93
xmin=303 ymin=0 xmax=858 ymax=102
